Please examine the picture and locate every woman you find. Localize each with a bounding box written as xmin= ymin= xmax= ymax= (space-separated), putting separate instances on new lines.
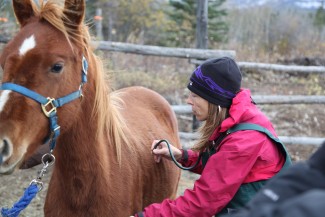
xmin=133 ymin=57 xmax=291 ymax=217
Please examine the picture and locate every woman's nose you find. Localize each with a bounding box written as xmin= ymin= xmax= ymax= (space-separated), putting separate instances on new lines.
xmin=186 ymin=96 xmax=192 ymax=105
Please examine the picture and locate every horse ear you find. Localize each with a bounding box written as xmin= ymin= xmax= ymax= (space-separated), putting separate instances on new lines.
xmin=64 ymin=0 xmax=85 ymax=26
xmin=12 ymin=0 xmax=35 ymax=27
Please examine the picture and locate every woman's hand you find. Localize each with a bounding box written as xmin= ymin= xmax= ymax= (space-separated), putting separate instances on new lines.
xmin=151 ymin=140 xmax=182 ymax=163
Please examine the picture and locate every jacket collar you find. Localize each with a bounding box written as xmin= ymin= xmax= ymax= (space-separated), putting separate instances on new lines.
xmin=209 ymin=88 xmax=254 ymax=141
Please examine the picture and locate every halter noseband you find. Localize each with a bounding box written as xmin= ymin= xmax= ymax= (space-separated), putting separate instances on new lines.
xmin=0 ymin=56 xmax=88 ymax=151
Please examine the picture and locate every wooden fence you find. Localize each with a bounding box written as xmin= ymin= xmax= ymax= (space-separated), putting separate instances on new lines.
xmin=1 ymin=39 xmax=324 ymax=145
xmin=92 ymin=42 xmax=323 ymax=146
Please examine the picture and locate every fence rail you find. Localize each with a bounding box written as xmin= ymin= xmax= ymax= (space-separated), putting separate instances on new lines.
xmin=91 ymin=41 xmax=236 ymax=59
xmin=172 ymin=95 xmax=325 ymax=114
xmin=191 ymin=59 xmax=325 ymax=73
xmin=179 ymin=132 xmax=324 ymax=147
xmin=238 ymin=62 xmax=325 ymax=74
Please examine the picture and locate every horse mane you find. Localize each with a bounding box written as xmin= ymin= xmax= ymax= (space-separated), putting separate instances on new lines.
xmin=32 ymin=0 xmax=133 ymax=163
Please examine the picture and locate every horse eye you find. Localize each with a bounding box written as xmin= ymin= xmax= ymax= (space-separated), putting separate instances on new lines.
xmin=50 ymin=64 xmax=63 ymax=73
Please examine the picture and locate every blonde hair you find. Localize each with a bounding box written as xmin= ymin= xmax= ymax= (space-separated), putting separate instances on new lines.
xmin=192 ymin=103 xmax=228 ymax=152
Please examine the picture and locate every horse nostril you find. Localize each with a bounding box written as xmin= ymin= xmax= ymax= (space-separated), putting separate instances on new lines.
xmin=0 ymin=139 xmax=9 ymax=155
xmin=0 ymin=140 xmax=9 ymax=164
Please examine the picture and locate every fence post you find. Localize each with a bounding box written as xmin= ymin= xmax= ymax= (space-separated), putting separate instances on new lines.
xmin=192 ymin=0 xmax=208 ymax=131
xmin=95 ymin=8 xmax=103 ymax=40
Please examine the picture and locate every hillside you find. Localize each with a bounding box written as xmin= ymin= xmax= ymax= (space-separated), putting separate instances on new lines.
xmin=224 ymin=0 xmax=324 ymax=10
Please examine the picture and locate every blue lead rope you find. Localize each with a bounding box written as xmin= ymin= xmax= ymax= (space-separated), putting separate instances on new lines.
xmin=1 ymin=184 xmax=39 ymax=217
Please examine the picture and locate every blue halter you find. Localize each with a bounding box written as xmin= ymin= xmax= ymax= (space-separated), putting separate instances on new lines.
xmin=0 ymin=56 xmax=88 ymax=151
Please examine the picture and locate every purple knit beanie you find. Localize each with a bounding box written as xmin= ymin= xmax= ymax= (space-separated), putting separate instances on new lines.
xmin=187 ymin=57 xmax=242 ymax=108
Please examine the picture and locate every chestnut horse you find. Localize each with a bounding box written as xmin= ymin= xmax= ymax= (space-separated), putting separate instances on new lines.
xmin=0 ymin=0 xmax=181 ymax=216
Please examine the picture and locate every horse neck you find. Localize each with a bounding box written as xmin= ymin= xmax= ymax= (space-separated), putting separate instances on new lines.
xmin=55 ymin=112 xmax=112 ymax=173
xmin=47 ymin=85 xmax=116 ymax=207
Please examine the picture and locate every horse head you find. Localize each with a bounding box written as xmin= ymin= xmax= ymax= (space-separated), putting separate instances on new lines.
xmin=0 ymin=0 xmax=89 ymax=174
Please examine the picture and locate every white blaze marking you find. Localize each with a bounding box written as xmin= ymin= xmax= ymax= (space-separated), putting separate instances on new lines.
xmin=0 ymin=90 xmax=11 ymax=113
xmin=19 ymin=35 xmax=36 ymax=56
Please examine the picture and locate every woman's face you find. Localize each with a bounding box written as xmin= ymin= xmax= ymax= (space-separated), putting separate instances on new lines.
xmin=186 ymin=92 xmax=209 ymax=121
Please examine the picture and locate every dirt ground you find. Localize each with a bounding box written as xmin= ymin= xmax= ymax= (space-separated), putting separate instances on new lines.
xmin=0 ymin=58 xmax=324 ymax=216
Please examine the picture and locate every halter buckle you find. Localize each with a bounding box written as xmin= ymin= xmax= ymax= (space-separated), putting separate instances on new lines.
xmin=41 ymin=97 xmax=57 ymax=117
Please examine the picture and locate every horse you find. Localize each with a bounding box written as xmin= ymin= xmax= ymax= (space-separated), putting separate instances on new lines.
xmin=0 ymin=0 xmax=181 ymax=216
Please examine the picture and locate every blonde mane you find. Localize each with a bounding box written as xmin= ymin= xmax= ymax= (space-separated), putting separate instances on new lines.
xmin=33 ymin=0 xmax=131 ymax=163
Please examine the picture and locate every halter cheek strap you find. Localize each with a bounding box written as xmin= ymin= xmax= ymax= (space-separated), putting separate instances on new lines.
xmin=0 ymin=56 xmax=88 ymax=150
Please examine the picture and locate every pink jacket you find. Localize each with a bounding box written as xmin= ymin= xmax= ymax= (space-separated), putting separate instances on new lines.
xmin=136 ymin=89 xmax=285 ymax=217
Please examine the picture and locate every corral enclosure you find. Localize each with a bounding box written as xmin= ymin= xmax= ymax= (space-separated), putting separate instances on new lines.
xmin=106 ymin=52 xmax=324 ymax=144
xmin=1 ymin=0 xmax=325 ymax=215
